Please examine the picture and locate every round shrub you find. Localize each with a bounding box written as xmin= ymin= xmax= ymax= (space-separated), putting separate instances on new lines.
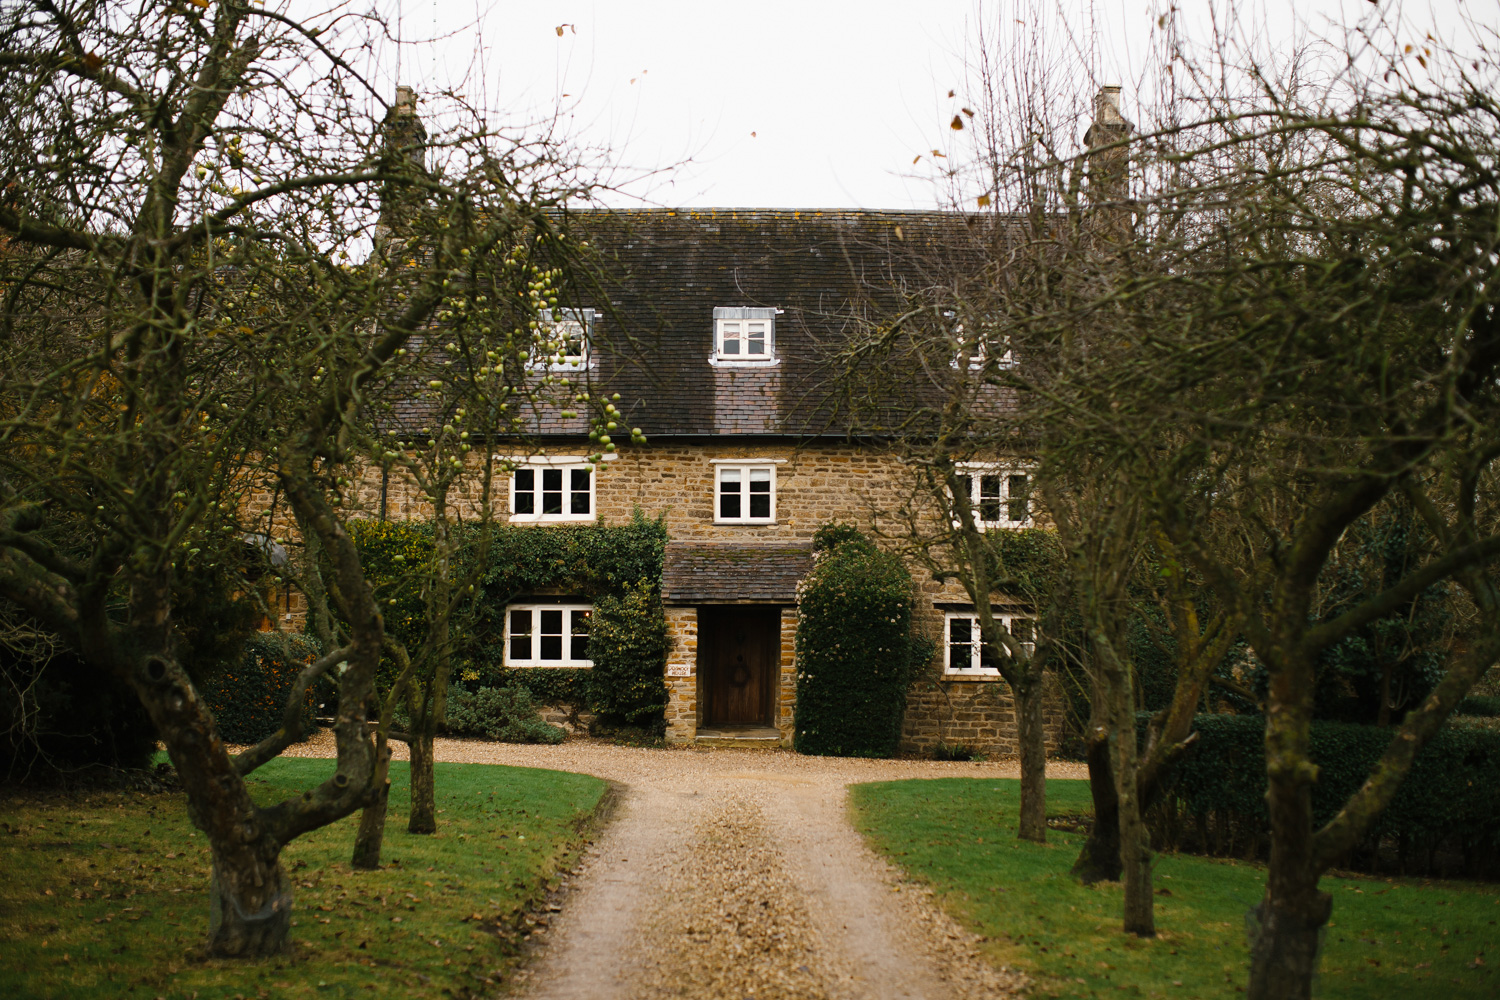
xmin=587 ymin=579 xmax=669 ymax=727
xmin=199 ymin=632 xmax=321 ymax=745
xmin=443 ymin=685 xmax=565 ymax=744
xmin=794 ymin=528 xmax=920 ymax=757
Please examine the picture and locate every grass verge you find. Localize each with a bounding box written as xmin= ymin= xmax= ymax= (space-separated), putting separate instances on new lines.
xmin=850 ymin=777 xmax=1498 ymax=999
xmin=0 ymin=757 xmax=608 ymax=999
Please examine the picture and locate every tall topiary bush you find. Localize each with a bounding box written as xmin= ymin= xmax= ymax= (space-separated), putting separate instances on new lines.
xmin=794 ymin=524 xmax=920 ymax=757
xmin=587 ymin=579 xmax=670 ymax=727
xmin=199 ymin=632 xmax=321 ymax=745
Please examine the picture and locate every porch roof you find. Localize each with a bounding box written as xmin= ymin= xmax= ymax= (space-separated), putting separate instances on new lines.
xmin=661 ymin=541 xmax=813 ymax=605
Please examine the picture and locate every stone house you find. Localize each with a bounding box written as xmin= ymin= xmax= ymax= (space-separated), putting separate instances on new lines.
xmin=323 ymin=90 xmax=1113 ymax=755
xmin=372 ymin=205 xmax=1066 ymax=754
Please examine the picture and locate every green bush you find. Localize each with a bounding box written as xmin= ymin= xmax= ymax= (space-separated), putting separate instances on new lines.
xmin=1148 ymin=713 xmax=1500 ymax=878
xmin=199 ymin=632 xmax=321 ymax=745
xmin=1457 ymin=695 xmax=1500 ymax=717
xmin=587 ymin=579 xmax=670 ymax=727
xmin=443 ymin=686 xmax=565 ymax=744
xmin=794 ymin=527 xmax=920 ymax=757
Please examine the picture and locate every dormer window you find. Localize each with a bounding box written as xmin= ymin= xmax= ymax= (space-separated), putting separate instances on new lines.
xmin=710 ymin=307 xmax=779 ymax=367
xmin=530 ymin=308 xmax=595 ymax=370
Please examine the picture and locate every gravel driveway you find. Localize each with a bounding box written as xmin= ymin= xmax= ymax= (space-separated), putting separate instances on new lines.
xmin=281 ymin=735 xmax=1083 ymax=998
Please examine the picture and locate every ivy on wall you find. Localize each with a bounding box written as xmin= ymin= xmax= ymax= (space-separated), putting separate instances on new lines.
xmin=346 ymin=510 xmax=670 ymax=728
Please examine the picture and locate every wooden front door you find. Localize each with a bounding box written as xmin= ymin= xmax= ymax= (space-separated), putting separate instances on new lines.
xmin=700 ymin=606 xmax=779 ymax=726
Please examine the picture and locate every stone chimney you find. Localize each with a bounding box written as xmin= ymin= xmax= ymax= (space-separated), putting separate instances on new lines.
xmin=1083 ymin=86 xmax=1132 ymax=237
xmin=375 ymin=85 xmax=428 ymax=249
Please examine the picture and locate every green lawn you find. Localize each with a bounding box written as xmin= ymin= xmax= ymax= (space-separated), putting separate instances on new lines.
xmin=850 ymin=778 xmax=1499 ymax=999
xmin=0 ymin=757 xmax=608 ymax=1000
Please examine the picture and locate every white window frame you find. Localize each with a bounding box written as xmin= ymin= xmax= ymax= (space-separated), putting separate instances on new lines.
xmin=714 ymin=463 xmax=778 ymax=524
xmin=944 ymin=611 xmax=1034 ymax=677
xmin=943 ymin=311 xmax=1014 ymax=370
xmin=953 ymin=463 xmax=1034 ymax=530
xmin=528 ymin=308 xmax=596 ymax=371
xmin=709 ymin=306 xmax=780 ymax=367
xmin=509 ymin=459 xmax=596 ymax=523
xmin=504 ymin=603 xmax=594 ymax=668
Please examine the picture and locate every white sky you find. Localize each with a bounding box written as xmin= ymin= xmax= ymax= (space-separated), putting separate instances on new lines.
xmin=347 ymin=0 xmax=1494 ymax=210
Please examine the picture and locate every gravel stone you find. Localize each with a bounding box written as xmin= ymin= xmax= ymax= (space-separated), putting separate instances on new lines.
xmin=271 ymin=733 xmax=1085 ymax=998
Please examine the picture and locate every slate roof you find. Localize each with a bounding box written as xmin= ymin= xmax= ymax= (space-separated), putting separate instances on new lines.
xmin=383 ymin=208 xmax=1009 ymax=439
xmin=661 ymin=541 xmax=813 ymax=605
xmin=558 ymin=208 xmax=997 ymax=439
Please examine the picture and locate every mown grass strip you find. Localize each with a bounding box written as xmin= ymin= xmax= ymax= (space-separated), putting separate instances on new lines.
xmin=850 ymin=777 xmax=1499 ymax=999
xmin=0 ymin=757 xmax=607 ymax=999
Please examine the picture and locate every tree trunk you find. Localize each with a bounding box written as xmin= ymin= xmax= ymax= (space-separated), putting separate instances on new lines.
xmin=1248 ymin=652 xmax=1328 ymax=999
xmin=408 ymin=727 xmax=436 ymax=834
xmin=1014 ymin=678 xmax=1048 ymax=843
xmin=207 ymin=844 xmax=293 ymax=957
xmin=351 ymin=739 xmax=393 ymax=869
xmin=1105 ymin=645 xmax=1154 ymax=935
xmin=1115 ymin=711 xmax=1155 ymax=937
xmin=1071 ymin=724 xmax=1122 ymax=882
xmin=1247 ymin=887 xmax=1331 ymax=1000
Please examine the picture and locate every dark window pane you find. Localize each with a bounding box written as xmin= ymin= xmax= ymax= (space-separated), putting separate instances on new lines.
xmin=514 ymin=469 xmax=535 ymax=514
xmin=543 ymin=468 xmax=563 ymax=514
xmin=949 ymin=616 xmax=974 ymax=669
xmin=1008 ymin=474 xmax=1030 ymax=521
xmin=571 ymin=609 xmax=591 ymax=661
xmin=749 ymin=470 xmax=771 ymax=519
xmin=722 ymin=323 xmax=740 ymax=354
xmin=539 ymin=609 xmax=564 ymax=660
xmin=571 ymin=468 xmax=591 ymax=514
xmin=719 ymin=470 xmax=742 ymax=519
xmin=979 ymin=475 xmax=1002 ymax=522
xmin=509 ymin=609 xmax=531 ymax=661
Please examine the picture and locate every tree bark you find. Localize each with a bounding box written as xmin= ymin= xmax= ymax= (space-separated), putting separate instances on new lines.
xmin=351 ymin=739 xmax=392 ymax=869
xmin=1014 ymin=678 xmax=1048 ymax=842
xmin=1247 ymin=648 xmax=1326 ymax=998
xmin=1071 ymin=724 xmax=1122 ymax=882
xmin=207 ymin=845 xmax=293 ymax=957
xmin=407 ymin=725 xmax=436 ymax=834
xmin=1113 ymin=683 xmax=1155 ymax=937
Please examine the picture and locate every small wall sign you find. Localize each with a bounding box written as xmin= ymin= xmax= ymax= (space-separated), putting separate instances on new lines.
xmin=666 ymin=664 xmax=693 ymax=677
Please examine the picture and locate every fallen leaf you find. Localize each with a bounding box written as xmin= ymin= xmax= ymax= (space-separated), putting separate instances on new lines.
xmin=950 ymin=115 xmax=964 ymax=130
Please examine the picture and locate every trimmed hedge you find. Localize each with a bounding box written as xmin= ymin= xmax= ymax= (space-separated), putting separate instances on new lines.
xmin=200 ymin=632 xmax=321 ymax=745
xmin=1148 ymin=713 xmax=1500 ymax=878
xmin=794 ymin=526 xmax=921 ymax=758
xmin=443 ymin=686 xmax=565 ymax=744
xmin=1457 ymin=695 xmax=1500 ymax=717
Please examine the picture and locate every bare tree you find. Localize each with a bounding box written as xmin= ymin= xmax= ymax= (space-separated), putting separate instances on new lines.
xmin=955 ymin=9 xmax=1500 ymax=995
xmin=0 ymin=0 xmax=610 ymax=955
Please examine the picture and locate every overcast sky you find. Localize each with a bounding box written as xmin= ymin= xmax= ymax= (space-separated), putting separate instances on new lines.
xmin=351 ymin=0 xmax=1494 ymax=210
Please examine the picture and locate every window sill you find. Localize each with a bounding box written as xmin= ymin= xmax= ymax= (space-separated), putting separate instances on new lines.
xmin=505 ymin=661 xmax=594 ymax=669
xmin=708 ymin=353 xmax=780 ymax=368
xmin=713 ymin=519 xmax=778 ymax=526
xmin=509 ymin=513 xmax=597 ymax=524
xmin=525 ymin=361 xmax=596 ymax=373
xmin=941 ymin=671 xmax=1007 ymax=682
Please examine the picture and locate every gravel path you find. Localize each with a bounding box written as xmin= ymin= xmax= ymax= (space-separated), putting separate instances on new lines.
xmin=278 ymin=734 xmax=1082 ymax=998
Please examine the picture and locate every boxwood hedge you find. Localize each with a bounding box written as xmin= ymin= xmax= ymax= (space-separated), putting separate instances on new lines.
xmin=794 ymin=526 xmax=921 ymax=758
xmin=1148 ymin=712 xmax=1500 ymax=878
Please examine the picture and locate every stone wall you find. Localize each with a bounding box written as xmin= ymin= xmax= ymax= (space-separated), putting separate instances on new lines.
xmin=255 ymin=436 xmax=1065 ymax=757
xmin=900 ymin=671 xmax=1069 ymax=757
